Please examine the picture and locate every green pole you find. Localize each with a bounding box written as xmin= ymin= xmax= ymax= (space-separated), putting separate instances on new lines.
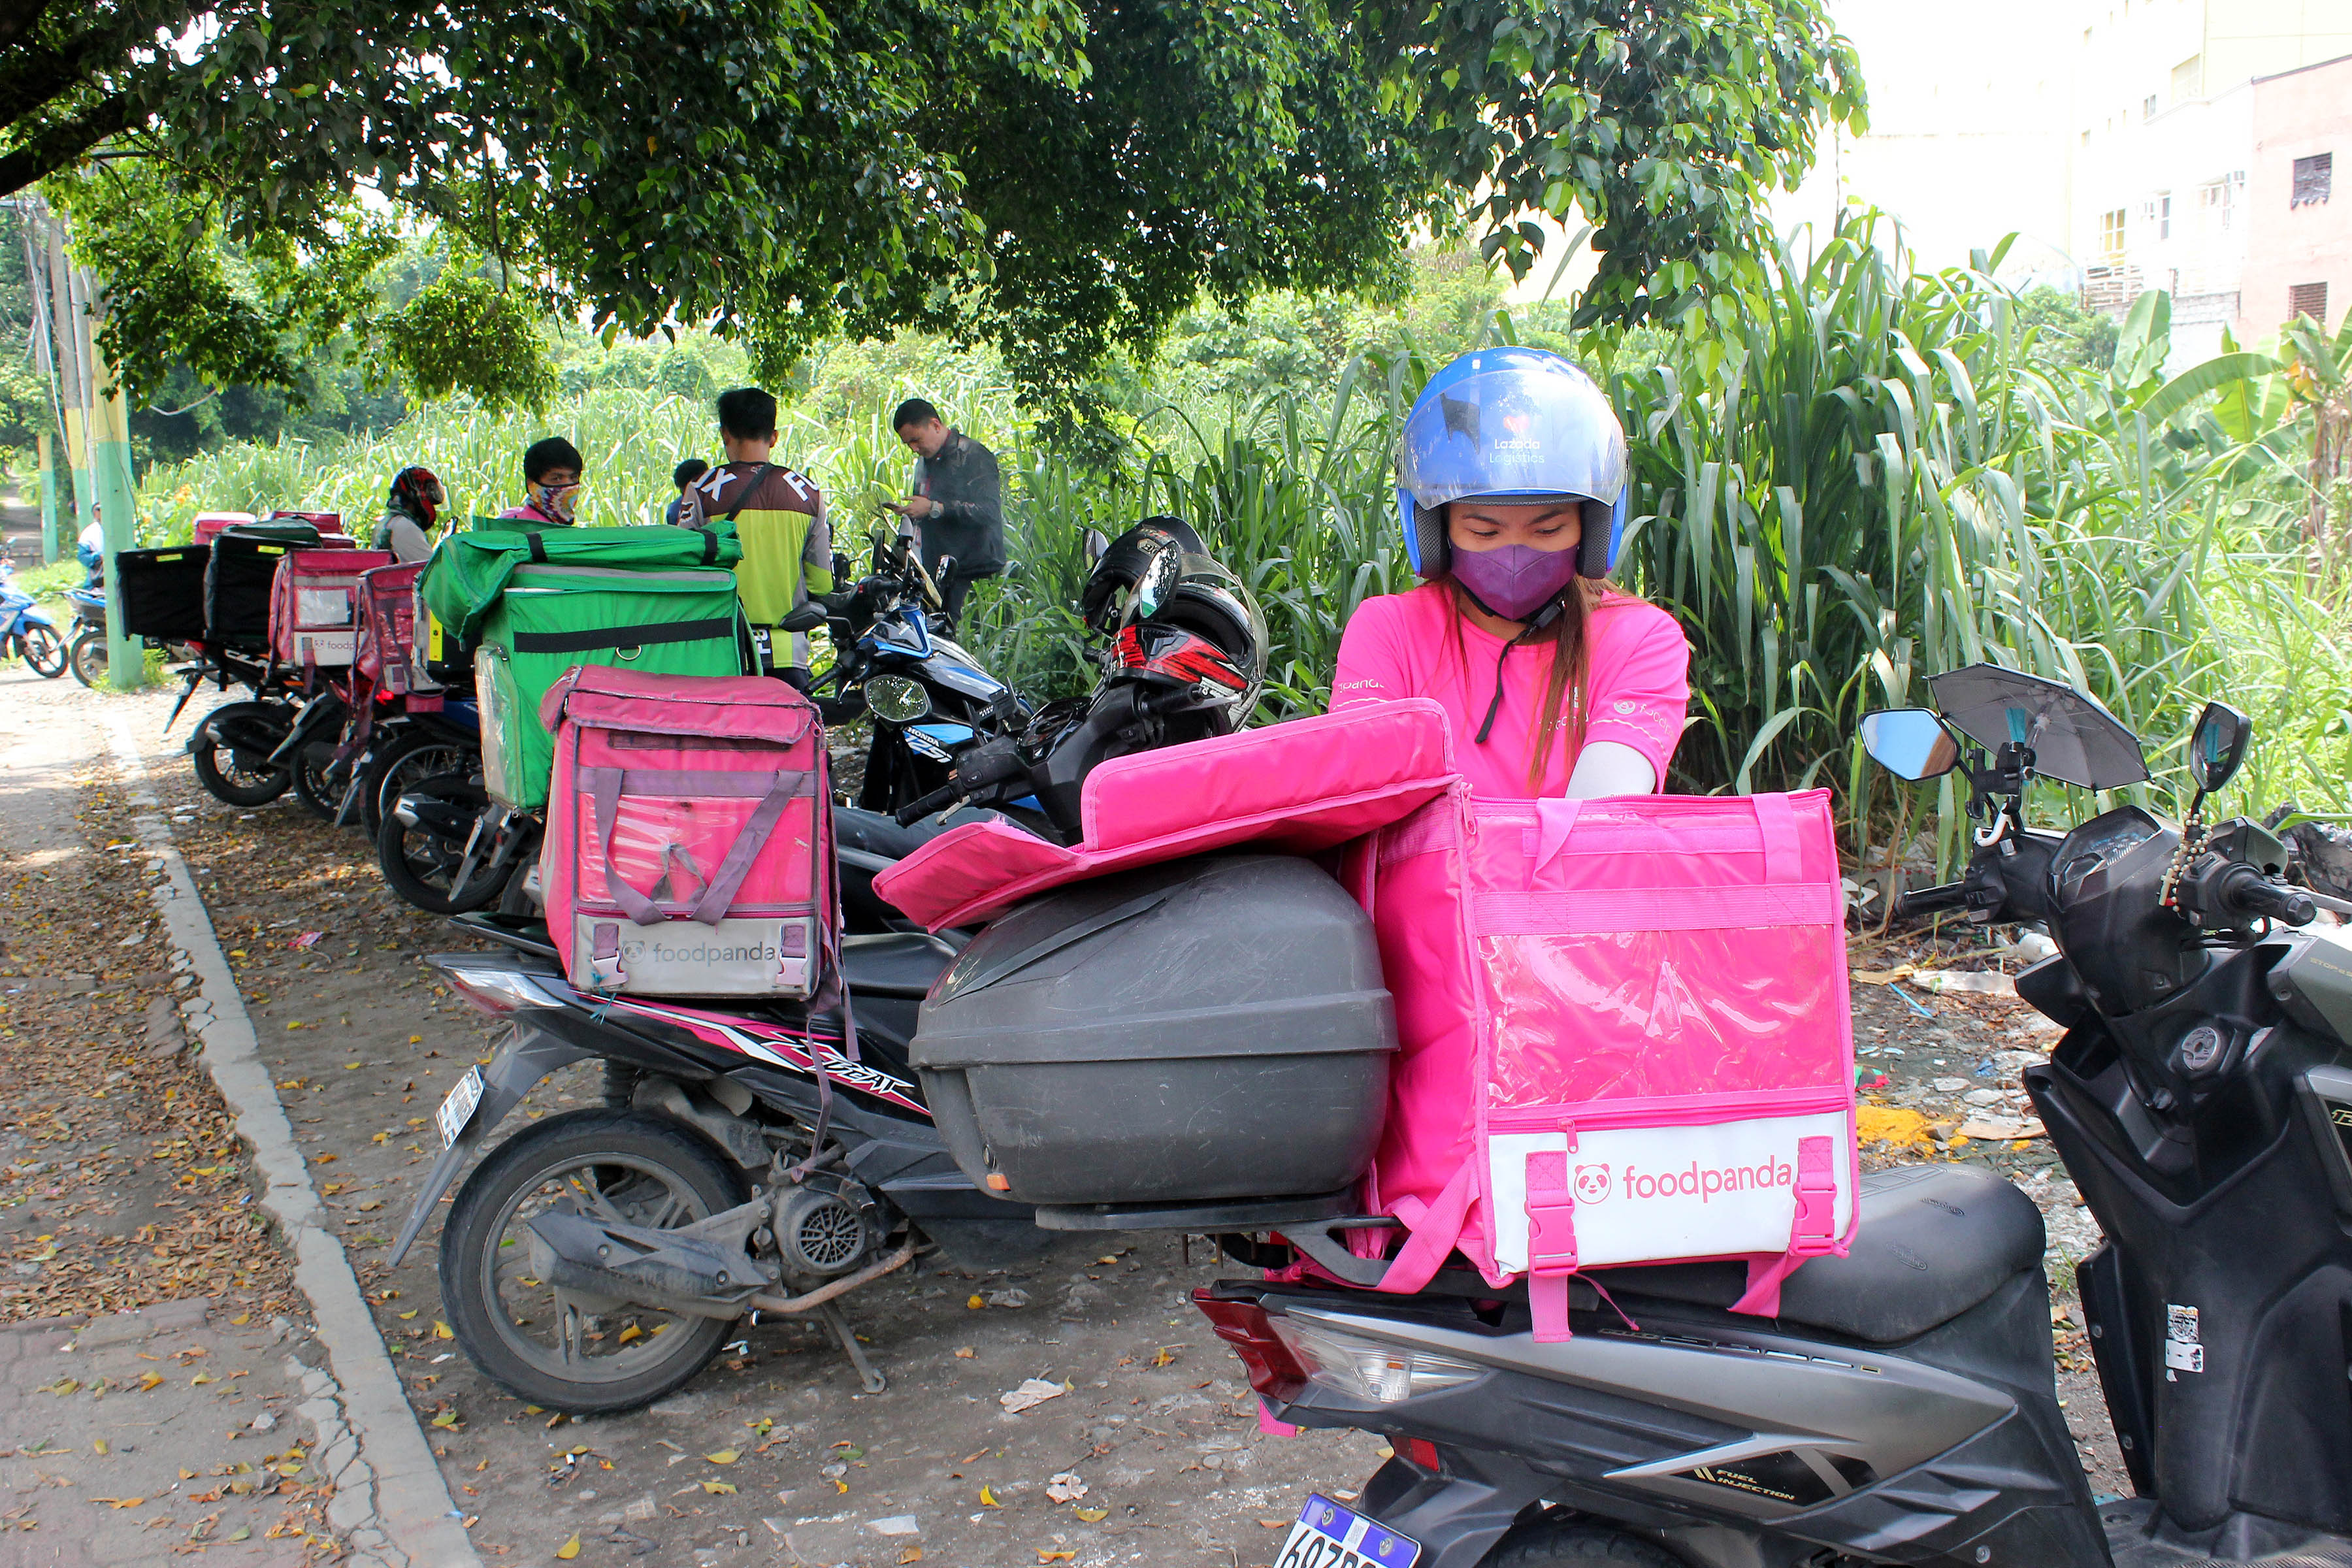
xmin=36 ymin=431 xmax=57 ymax=564
xmin=86 ymin=327 xmax=146 ymax=692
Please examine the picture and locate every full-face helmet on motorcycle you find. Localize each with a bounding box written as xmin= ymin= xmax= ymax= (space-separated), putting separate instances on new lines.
xmin=1079 ymin=515 xmax=1208 ymax=636
xmin=1394 ymin=347 xmax=1629 ymax=585
xmin=1111 ymin=546 xmax=1267 ymax=734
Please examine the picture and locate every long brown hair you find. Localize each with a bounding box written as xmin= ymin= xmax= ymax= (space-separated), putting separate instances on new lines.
xmin=1442 ymin=577 xmax=1602 ymax=791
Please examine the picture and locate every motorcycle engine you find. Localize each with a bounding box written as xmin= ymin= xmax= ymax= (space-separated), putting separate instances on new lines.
xmin=772 ymin=1178 xmax=877 ymax=1285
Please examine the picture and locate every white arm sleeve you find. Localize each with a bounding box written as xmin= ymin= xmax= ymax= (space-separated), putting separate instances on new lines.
xmin=1564 ymin=740 xmax=1658 ymax=799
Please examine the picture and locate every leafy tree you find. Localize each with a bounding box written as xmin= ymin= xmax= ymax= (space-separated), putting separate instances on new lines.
xmin=5 ymin=0 xmax=1861 ymax=423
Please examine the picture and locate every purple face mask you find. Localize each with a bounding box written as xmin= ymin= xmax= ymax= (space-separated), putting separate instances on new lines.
xmin=1449 ymin=542 xmax=1580 ymax=621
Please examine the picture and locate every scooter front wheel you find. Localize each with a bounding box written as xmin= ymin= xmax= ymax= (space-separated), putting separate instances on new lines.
xmin=438 ymin=1109 xmax=746 ymax=1414
xmin=20 ymin=623 xmax=67 ymax=679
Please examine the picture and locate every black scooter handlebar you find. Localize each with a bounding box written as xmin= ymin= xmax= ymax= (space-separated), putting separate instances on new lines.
xmin=2217 ymin=866 xmax=2317 ymax=926
xmin=1894 ymin=880 xmax=1971 ymax=920
xmin=894 ymin=783 xmax=963 ymax=826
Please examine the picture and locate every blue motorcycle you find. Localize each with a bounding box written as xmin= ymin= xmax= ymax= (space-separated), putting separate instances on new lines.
xmin=0 ymin=561 xmax=67 ymax=679
xmin=813 ymin=521 xmax=1034 ymax=822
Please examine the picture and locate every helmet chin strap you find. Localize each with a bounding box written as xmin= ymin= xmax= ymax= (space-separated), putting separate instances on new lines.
xmin=1471 ymin=591 xmax=1570 ymax=745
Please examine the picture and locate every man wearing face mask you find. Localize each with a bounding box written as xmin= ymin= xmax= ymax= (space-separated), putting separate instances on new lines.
xmin=500 ymin=438 xmax=585 ymax=527
xmin=1332 ymin=348 xmax=1690 ymax=800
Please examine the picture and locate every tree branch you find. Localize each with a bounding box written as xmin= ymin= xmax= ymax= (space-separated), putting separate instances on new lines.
xmin=0 ymin=93 xmax=136 ymax=197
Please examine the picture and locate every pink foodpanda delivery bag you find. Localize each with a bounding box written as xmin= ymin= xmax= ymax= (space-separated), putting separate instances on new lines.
xmin=1363 ymin=786 xmax=1858 ymax=1339
xmin=540 ymin=666 xmax=832 ymax=999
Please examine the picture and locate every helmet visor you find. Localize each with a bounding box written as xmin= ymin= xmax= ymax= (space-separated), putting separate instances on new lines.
xmin=1397 ymin=361 xmax=1627 ymax=512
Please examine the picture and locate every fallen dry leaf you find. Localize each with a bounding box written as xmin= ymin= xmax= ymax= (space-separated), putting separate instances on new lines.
xmin=704 ymin=1450 xmax=738 ymax=1465
xmin=700 ymin=1480 xmax=736 ymax=1495
xmin=555 ymin=1535 xmax=581 ymax=1560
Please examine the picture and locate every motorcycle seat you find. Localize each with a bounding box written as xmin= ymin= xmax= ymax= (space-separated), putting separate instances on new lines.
xmin=837 ymin=932 xmax=958 ymax=999
xmin=1599 ymin=1164 xmax=2047 ymax=1345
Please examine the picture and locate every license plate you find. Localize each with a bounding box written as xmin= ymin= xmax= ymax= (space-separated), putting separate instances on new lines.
xmin=436 ymin=1066 xmax=486 ymax=1148
xmin=1275 ymin=1495 xmax=1420 ymax=1568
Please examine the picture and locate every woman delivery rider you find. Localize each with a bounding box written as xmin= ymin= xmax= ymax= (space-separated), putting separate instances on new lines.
xmin=1335 ymin=347 xmax=1690 ymax=795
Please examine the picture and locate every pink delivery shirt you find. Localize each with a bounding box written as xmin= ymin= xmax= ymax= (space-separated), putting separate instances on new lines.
xmin=1332 ymin=583 xmax=1691 ymax=798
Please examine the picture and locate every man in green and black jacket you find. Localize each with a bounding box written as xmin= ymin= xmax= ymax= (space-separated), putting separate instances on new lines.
xmin=678 ymin=387 xmax=832 ymax=685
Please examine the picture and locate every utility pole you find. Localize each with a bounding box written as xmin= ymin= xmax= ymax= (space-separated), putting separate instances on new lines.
xmin=43 ymin=218 xmax=92 ymax=552
xmin=84 ymin=299 xmax=147 ymax=691
xmin=36 ymin=432 xmax=57 ymax=564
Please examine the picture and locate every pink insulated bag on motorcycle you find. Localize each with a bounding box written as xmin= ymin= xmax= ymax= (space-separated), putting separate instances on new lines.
xmin=1364 ymin=787 xmax=1858 ymax=1338
xmin=270 ymin=547 xmax=394 ymax=669
xmin=540 ymin=666 xmax=832 ymax=999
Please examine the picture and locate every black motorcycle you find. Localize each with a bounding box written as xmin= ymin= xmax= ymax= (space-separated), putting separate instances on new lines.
xmin=1192 ymin=665 xmax=2352 ymax=1568
xmin=391 ymin=525 xmax=1271 ymax=1413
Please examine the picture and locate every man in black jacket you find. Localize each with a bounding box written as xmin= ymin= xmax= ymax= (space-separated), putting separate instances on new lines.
xmin=887 ymin=398 xmax=1003 ymax=627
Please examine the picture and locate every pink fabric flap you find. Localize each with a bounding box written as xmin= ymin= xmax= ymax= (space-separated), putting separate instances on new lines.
xmin=540 ymin=664 xmax=817 ymax=746
xmin=873 ymin=701 xmax=1457 ymax=931
xmin=1079 ymin=701 xmax=1456 ymax=852
xmin=874 ymin=819 xmax=1083 ymax=930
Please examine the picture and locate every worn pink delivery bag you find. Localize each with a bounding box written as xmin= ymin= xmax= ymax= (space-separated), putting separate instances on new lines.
xmin=540 ymin=666 xmax=832 ymax=998
xmin=1362 ymin=787 xmax=1858 ymax=1337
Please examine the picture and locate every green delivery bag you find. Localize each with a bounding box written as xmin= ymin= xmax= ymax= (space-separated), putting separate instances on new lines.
xmin=422 ymin=521 xmax=742 ymax=647
xmin=475 ymin=564 xmax=750 ymax=809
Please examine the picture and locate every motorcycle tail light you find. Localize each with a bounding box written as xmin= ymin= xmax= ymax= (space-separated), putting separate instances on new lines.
xmin=1399 ymin=1437 xmax=1443 ymax=1473
xmin=436 ymin=962 xmax=563 ymax=1017
xmin=1266 ymin=1316 xmax=1483 ymax=1405
xmin=1191 ymin=1290 xmax=1308 ymax=1402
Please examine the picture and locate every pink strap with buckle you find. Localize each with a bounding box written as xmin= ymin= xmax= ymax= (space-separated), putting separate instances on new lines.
xmin=1526 ymin=1146 xmax=1580 ymax=1343
xmin=1731 ymin=1134 xmax=1838 ymax=1316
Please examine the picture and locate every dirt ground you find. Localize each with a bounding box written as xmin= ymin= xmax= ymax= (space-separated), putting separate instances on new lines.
xmin=1 ymin=659 xmax=2129 ymax=1566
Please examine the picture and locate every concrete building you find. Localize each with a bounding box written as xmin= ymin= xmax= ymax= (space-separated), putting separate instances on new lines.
xmin=2240 ymin=53 xmax=2352 ymax=340
xmin=1777 ymin=0 xmax=2352 ymax=357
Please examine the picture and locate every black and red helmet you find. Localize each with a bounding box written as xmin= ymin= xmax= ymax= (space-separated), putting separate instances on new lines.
xmin=1111 ymin=546 xmax=1267 ymax=732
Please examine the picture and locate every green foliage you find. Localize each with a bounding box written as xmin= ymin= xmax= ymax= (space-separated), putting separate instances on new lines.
xmin=378 ymin=266 xmax=557 ymax=413
xmin=2012 ymin=285 xmax=2118 ymax=372
xmin=44 ymin=163 xmax=399 ymax=406
xmin=6 ymin=0 xmax=1865 ymax=424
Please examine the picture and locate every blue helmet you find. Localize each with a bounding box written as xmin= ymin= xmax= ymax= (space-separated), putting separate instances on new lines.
xmin=1394 ymin=347 xmax=1629 ymax=580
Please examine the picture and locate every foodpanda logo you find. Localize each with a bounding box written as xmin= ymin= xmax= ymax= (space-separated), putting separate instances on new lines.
xmin=1622 ymin=1158 xmax=1797 ymax=1204
xmin=1573 ymin=1164 xmax=1614 ymax=1203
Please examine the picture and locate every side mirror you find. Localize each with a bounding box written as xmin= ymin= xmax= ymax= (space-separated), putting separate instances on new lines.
xmin=1860 ymin=709 xmax=1962 ymax=782
xmin=1083 ymin=529 xmax=1110 ymax=567
xmin=778 ymin=603 xmax=828 ymax=634
xmin=2187 ymin=700 xmax=2251 ymax=796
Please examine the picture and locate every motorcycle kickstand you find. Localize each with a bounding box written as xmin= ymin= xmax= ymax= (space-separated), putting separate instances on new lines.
xmin=816 ymin=1301 xmax=885 ymax=1394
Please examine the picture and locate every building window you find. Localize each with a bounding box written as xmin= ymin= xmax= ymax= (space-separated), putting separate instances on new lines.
xmin=2289 ymin=282 xmax=2329 ymax=323
xmin=2171 ymin=55 xmax=2201 ymax=100
xmin=2293 ymin=153 xmax=2333 ymax=208
xmin=2100 ymin=208 xmax=2127 ymax=254
xmin=2144 ymin=93 xmax=2160 ymax=120
xmin=2198 ymin=171 xmax=2244 ymax=231
xmin=2141 ymin=193 xmax=2172 ymax=238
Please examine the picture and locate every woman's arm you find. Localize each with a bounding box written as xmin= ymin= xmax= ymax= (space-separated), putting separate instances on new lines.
xmin=1564 ymin=740 xmax=1656 ymax=798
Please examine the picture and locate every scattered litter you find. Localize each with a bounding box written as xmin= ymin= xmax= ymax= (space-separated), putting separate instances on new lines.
xmin=1045 ymin=1472 xmax=1087 ymax=1502
xmin=1000 ymin=1379 xmax=1068 ymax=1414
xmin=985 ymin=1289 xmax=1031 ymax=1310
xmin=1958 ymin=1117 xmax=2046 ymax=1141
xmin=289 ymin=931 xmax=322 ymax=951
xmin=1931 ymin=1078 xmax=1968 ymax=1093
xmin=868 ymin=1516 xmax=921 ymax=1537
xmin=1852 ymin=966 xmax=1915 ymax=985
xmin=1911 ymin=969 xmax=2017 ymax=998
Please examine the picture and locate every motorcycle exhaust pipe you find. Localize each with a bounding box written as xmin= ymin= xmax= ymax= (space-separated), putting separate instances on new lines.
xmin=391 ymin=792 xmax=481 ymax=840
xmin=527 ymin=1209 xmax=767 ymax=1322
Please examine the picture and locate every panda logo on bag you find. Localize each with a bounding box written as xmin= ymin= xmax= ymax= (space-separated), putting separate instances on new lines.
xmin=1573 ymin=1164 xmax=1614 ymax=1204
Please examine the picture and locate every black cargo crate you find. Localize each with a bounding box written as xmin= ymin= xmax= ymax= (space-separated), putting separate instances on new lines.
xmin=909 ymin=855 xmax=1397 ymax=1208
xmin=118 ymin=545 xmax=212 ymax=642
xmin=203 ymin=526 xmax=316 ymax=650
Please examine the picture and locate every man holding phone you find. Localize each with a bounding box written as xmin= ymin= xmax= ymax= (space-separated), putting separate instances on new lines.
xmin=886 ymin=398 xmax=1002 ymax=628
